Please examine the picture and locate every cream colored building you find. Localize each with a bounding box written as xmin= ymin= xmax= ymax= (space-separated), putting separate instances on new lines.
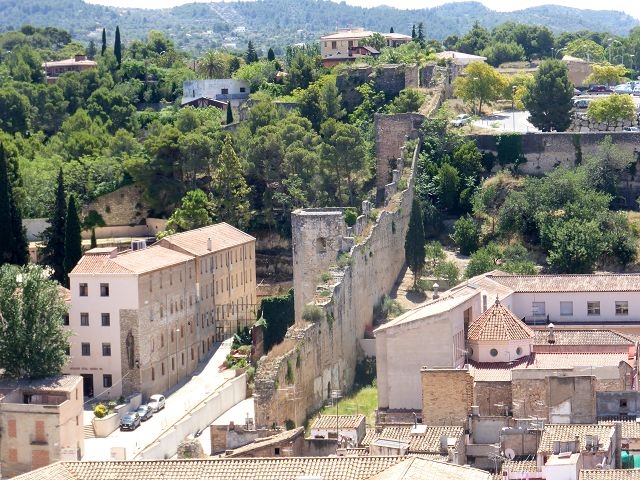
xmin=320 ymin=28 xmax=411 ymax=59
xmin=67 ymin=223 xmax=256 ymax=400
xmin=0 ymin=375 xmax=84 ymax=478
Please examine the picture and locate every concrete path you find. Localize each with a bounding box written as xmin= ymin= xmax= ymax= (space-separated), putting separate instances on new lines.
xmin=82 ymin=339 xmax=237 ymax=460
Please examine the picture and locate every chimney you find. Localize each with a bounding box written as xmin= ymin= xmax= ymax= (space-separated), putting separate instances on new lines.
xmin=75 ymin=54 xmax=87 ymax=62
xmin=207 ymin=237 xmax=212 ymax=251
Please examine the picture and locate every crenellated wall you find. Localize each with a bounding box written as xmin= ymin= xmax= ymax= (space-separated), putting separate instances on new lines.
xmin=254 ymin=142 xmax=418 ymax=429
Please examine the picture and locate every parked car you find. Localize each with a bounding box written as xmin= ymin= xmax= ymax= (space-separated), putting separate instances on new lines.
xmin=623 ymin=126 xmax=640 ymax=132
xmin=587 ymin=84 xmax=613 ymax=93
xmin=137 ymin=404 xmax=154 ymax=421
xmin=613 ymin=84 xmax=633 ymax=94
xmin=450 ymin=114 xmax=471 ymax=127
xmin=148 ymin=394 xmax=166 ymax=412
xmin=120 ymin=412 xmax=141 ymax=431
xmin=573 ymin=98 xmax=592 ymax=109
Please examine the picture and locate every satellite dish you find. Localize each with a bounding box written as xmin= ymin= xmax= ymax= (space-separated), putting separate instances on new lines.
xmin=504 ymin=448 xmax=516 ymax=460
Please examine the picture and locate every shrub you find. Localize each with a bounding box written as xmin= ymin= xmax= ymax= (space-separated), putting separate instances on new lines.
xmin=94 ymin=403 xmax=108 ymax=419
xmin=320 ymin=272 xmax=332 ymax=283
xmin=337 ymin=252 xmax=351 ymax=268
xmin=284 ymin=419 xmax=296 ymax=430
xmin=343 ymin=208 xmax=358 ymax=227
xmin=302 ymin=304 xmax=324 ymax=323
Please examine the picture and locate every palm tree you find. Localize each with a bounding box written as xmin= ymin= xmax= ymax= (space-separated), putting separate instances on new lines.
xmin=197 ymin=51 xmax=225 ymax=79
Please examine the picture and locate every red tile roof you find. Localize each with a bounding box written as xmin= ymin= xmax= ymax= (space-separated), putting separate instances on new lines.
xmin=487 ymin=273 xmax=640 ymax=293
xmin=70 ymin=246 xmax=193 ymax=275
xmin=311 ymin=414 xmax=365 ymax=430
xmin=159 ymin=222 xmax=254 ymax=256
xmin=14 ymin=457 xmax=406 ymax=480
xmin=468 ymin=299 xmax=534 ymax=341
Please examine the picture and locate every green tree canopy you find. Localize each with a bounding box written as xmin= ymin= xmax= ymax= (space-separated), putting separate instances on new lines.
xmin=405 ymin=197 xmax=426 ymax=287
xmin=0 ymin=264 xmax=70 ymax=379
xmin=523 ymin=59 xmax=573 ymax=132
xmin=40 ymin=168 xmax=67 ymax=284
xmin=165 ymin=189 xmax=214 ymax=234
xmin=586 ymin=94 xmax=636 ymax=125
xmin=454 ymin=62 xmax=507 ymax=114
xmin=63 ymin=194 xmax=82 ymax=286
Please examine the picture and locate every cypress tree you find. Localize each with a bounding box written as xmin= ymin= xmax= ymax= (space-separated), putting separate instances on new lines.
xmin=411 ymin=24 xmax=416 ymax=40
xmin=90 ymin=229 xmax=97 ymax=248
xmin=226 ymin=101 xmax=234 ymax=124
xmin=246 ymin=41 xmax=258 ymax=64
xmin=63 ymin=194 xmax=82 ymax=287
xmin=41 ymin=168 xmax=67 ymax=284
xmin=101 ymin=28 xmax=107 ymax=56
xmin=390 ymin=27 xmax=394 ymax=33
xmin=404 ymin=197 xmax=426 ymax=288
xmin=114 ymin=26 xmax=122 ymax=66
xmin=267 ymin=47 xmax=275 ymax=62
xmin=0 ymin=144 xmax=27 ymax=266
xmin=87 ymin=40 xmax=97 ymax=60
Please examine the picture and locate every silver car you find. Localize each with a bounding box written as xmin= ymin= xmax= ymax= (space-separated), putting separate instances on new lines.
xmin=148 ymin=394 xmax=165 ymax=412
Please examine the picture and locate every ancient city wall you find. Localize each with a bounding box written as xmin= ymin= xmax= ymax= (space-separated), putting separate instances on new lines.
xmin=474 ymin=132 xmax=640 ymax=176
xmin=254 ymin=140 xmax=418 ymax=429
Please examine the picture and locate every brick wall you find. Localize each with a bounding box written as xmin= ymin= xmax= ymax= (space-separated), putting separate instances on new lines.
xmin=474 ymin=381 xmax=512 ymax=417
xmin=421 ymin=368 xmax=473 ymax=425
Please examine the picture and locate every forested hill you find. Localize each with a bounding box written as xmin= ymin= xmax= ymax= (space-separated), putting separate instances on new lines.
xmin=0 ymin=0 xmax=637 ymax=54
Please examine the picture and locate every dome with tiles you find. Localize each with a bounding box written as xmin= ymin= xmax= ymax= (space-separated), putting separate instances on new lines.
xmin=467 ymin=297 xmax=534 ymax=363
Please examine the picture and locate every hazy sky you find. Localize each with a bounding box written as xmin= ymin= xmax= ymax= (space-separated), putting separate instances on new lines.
xmin=84 ymin=0 xmax=640 ymax=20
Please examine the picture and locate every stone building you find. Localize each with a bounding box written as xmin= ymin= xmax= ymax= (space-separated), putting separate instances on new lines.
xmin=66 ymin=223 xmax=256 ymax=399
xmin=0 ymin=375 xmax=84 ymax=477
xmin=320 ymin=27 xmax=411 ymax=65
xmin=42 ymin=55 xmax=97 ymax=83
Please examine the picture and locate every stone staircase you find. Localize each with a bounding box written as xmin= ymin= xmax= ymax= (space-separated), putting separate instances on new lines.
xmin=84 ymin=423 xmax=96 ymax=439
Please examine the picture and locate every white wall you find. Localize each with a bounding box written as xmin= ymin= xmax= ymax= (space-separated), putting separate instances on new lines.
xmin=510 ymin=291 xmax=640 ymax=325
xmin=67 ymin=273 xmax=139 ymax=398
xmin=376 ymin=293 xmax=480 ymax=410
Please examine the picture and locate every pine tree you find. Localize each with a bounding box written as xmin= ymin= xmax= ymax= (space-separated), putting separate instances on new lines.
xmin=226 ymin=102 xmax=234 ymax=124
xmin=101 ymin=28 xmax=107 ymax=56
xmin=267 ymin=47 xmax=275 ymax=62
xmin=0 ymin=144 xmax=27 ymax=266
xmin=40 ymin=168 xmax=67 ymax=284
xmin=405 ymin=197 xmax=426 ymax=287
xmin=114 ymin=26 xmax=122 ymax=66
xmin=87 ymin=40 xmax=97 ymax=60
xmin=246 ymin=41 xmax=258 ymax=64
xmin=214 ymin=136 xmax=251 ymax=228
xmin=63 ymin=194 xmax=82 ymax=287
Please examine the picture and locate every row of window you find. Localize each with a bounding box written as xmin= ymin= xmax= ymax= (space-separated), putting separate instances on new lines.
xmin=79 ymin=283 xmax=109 ymax=297
xmin=71 ymin=313 xmax=111 ymax=327
xmin=73 ymin=342 xmax=111 ymax=357
xmin=532 ymin=300 xmax=629 ymax=317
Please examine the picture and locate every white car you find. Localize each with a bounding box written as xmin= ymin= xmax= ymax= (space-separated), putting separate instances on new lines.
xmin=450 ymin=114 xmax=471 ymax=127
xmin=613 ymin=84 xmax=633 ymax=94
xmin=148 ymin=394 xmax=166 ymax=412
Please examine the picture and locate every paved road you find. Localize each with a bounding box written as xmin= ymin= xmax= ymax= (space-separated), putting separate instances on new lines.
xmin=82 ymin=338 xmax=237 ymax=460
xmin=472 ymin=109 xmax=539 ymax=133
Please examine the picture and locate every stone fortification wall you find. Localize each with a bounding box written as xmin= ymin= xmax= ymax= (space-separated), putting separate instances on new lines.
xmin=474 ymin=132 xmax=640 ymax=176
xmin=336 ymin=64 xmax=419 ymax=112
xmin=571 ymin=113 xmax=639 ymax=132
xmin=82 ymin=184 xmax=150 ymax=226
xmin=254 ymin=144 xmax=418 ymax=428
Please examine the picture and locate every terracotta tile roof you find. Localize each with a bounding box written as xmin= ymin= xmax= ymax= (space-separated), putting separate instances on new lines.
xmin=470 ymin=353 xmax=629 ymax=382
xmin=160 ymin=222 xmax=254 ymax=256
xmin=537 ymin=424 xmax=614 ymax=453
xmin=311 ymin=414 xmax=365 ymax=430
xmin=599 ymin=419 xmax=640 ymax=439
xmin=533 ymin=329 xmax=636 ymax=346
xmin=468 ymin=299 xmax=534 ymax=341
xmin=487 ymin=273 xmax=640 ymax=293
xmin=367 ymin=457 xmax=492 ymax=480
xmin=580 ymin=470 xmax=640 ymax=480
xmin=374 ymin=425 xmax=464 ymax=454
xmin=500 ymin=459 xmax=538 ymax=474
xmin=361 ymin=427 xmax=378 ymax=447
xmin=70 ymin=246 xmax=193 ymax=275
xmin=14 ymin=457 xmax=406 ymax=480
xmin=226 ymin=427 xmax=304 ymax=457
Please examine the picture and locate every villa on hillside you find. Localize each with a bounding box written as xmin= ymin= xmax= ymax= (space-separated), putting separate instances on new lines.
xmin=43 ymin=55 xmax=97 ymax=83
xmin=320 ymin=27 xmax=412 ymax=67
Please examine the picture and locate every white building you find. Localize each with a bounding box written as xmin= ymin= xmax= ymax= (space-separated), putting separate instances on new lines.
xmin=66 ymin=223 xmax=256 ymax=400
xmin=320 ymin=27 xmax=411 ymax=59
xmin=181 ymin=79 xmax=250 ymax=105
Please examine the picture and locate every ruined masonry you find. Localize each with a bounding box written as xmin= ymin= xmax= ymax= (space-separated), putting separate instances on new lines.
xmin=253 ymin=113 xmax=424 ymax=428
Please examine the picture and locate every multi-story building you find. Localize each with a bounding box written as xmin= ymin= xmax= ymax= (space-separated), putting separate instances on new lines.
xmin=66 ymin=223 xmax=256 ymax=400
xmin=42 ymin=55 xmax=97 ymax=83
xmin=319 ymin=27 xmax=411 ymax=65
xmin=0 ymin=375 xmax=84 ymax=478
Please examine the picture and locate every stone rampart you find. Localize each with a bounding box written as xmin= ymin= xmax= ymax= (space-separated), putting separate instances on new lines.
xmin=82 ymin=184 xmax=150 ymax=226
xmin=254 ymin=143 xmax=418 ymax=428
xmin=474 ymin=132 xmax=640 ymax=176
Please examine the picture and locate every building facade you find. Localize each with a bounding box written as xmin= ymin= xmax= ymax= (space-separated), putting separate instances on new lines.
xmin=0 ymin=376 xmax=84 ymax=478
xmin=42 ymin=55 xmax=97 ymax=83
xmin=67 ymin=223 xmax=256 ymax=400
xmin=320 ymin=28 xmax=411 ymax=61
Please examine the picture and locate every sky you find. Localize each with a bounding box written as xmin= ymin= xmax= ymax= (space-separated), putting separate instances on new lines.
xmin=84 ymin=0 xmax=640 ymax=21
